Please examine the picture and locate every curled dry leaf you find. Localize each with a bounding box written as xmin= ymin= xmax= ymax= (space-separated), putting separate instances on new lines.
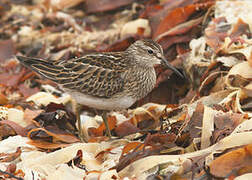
xmin=27 ymin=140 xmax=71 ymax=150
xmin=221 ymin=61 xmax=252 ymax=116
xmin=50 ymin=0 xmax=84 ymax=9
xmin=119 ymin=131 xmax=252 ymax=178
xmin=34 ymin=105 xmax=77 ymax=133
xmin=26 ymin=92 xmax=72 ymax=106
xmin=130 ymin=103 xmax=166 ymax=130
xmin=0 ymin=147 xmax=21 ymax=162
xmin=226 ymin=61 xmax=252 ymax=85
xmin=17 ymin=142 xmax=123 ymax=179
xmin=88 ymin=116 xmax=117 ymax=136
xmin=66 ymin=149 xmax=86 ymax=170
xmin=121 ymin=18 xmax=151 ymax=38
xmin=28 ymin=127 xmax=80 ymax=144
xmin=88 ymin=116 xmax=117 ymax=137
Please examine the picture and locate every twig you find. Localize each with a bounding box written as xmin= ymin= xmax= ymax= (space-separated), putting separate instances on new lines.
xmin=0 ymin=169 xmax=23 ymax=180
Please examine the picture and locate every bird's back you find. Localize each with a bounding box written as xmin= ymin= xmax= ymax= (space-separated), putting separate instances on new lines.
xmin=16 ymin=55 xmax=126 ymax=98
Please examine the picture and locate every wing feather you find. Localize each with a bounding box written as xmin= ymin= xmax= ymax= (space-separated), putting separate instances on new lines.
xmin=16 ymin=55 xmax=125 ymax=98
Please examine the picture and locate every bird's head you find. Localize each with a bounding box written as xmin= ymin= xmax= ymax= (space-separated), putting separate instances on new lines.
xmin=126 ymin=39 xmax=183 ymax=78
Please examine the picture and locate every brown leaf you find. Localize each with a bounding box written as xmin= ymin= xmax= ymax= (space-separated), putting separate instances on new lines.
xmin=95 ymin=147 xmax=113 ymax=163
xmin=188 ymin=102 xmax=204 ymax=139
xmin=88 ymin=116 xmax=117 ymax=137
xmin=85 ymin=0 xmax=134 ymax=13
xmin=34 ymin=103 xmax=77 ymax=133
xmin=209 ymin=144 xmax=252 ymax=178
xmin=23 ymin=108 xmax=43 ymax=126
xmin=18 ymin=83 xmax=40 ymax=98
xmin=116 ymin=145 xmax=161 ymax=172
xmin=146 ymin=133 xmax=176 ymax=146
xmin=50 ymin=0 xmax=84 ymax=9
xmin=205 ymin=17 xmax=229 ymax=53
xmin=121 ymin=142 xmax=144 ymax=157
xmin=155 ymin=16 xmax=204 ymax=41
xmin=0 ymin=120 xmax=27 ymax=137
xmin=67 ymin=149 xmax=86 ymax=170
xmin=0 ymin=93 xmax=8 ymax=105
xmin=27 ymin=127 xmax=80 ymax=144
xmin=27 ymin=139 xmax=70 ymax=150
xmin=0 ymin=68 xmax=26 ymax=87
xmin=115 ymin=121 xmax=139 ymax=137
xmin=6 ymin=163 xmax=16 ymax=174
xmin=144 ymin=0 xmax=194 ymax=36
xmin=249 ymin=51 xmax=252 ymax=68
xmin=212 ymin=113 xmax=246 ymax=143
xmin=0 ymin=147 xmax=21 ymax=162
xmin=230 ymin=18 xmax=251 ymax=40
xmin=97 ymin=37 xmax=136 ymax=52
xmin=0 ymin=39 xmax=15 ymax=63
xmin=153 ymin=2 xmax=213 ymax=38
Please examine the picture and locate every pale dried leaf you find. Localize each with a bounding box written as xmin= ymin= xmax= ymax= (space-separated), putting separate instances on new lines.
xmin=0 ymin=136 xmax=35 ymax=153
xmin=119 ymin=131 xmax=252 ymax=178
xmin=200 ymin=106 xmax=215 ymax=149
xmin=121 ymin=18 xmax=151 ymax=38
xmin=235 ymin=173 xmax=252 ymax=180
xmin=232 ymin=118 xmax=252 ymax=134
xmin=47 ymin=164 xmax=85 ymax=180
xmin=7 ymin=108 xmax=25 ymax=127
xmin=227 ymin=61 xmax=252 ymax=79
xmin=50 ymin=0 xmax=84 ymax=9
xmin=215 ymin=1 xmax=252 ymax=29
xmin=26 ymin=92 xmax=72 ymax=106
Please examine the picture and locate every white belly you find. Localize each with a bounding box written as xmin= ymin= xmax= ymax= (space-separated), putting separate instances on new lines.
xmin=65 ymin=89 xmax=136 ymax=110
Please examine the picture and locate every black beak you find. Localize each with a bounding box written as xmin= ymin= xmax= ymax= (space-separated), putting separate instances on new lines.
xmin=162 ymin=57 xmax=184 ymax=78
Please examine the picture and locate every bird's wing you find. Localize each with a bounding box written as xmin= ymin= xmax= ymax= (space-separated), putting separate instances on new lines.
xmin=16 ymin=54 xmax=126 ymax=98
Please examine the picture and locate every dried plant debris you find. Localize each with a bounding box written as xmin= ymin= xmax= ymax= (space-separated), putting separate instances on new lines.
xmin=0 ymin=0 xmax=252 ymax=179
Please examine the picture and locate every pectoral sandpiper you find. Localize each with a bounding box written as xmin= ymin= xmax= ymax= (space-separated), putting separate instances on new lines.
xmin=16 ymin=39 xmax=183 ymax=142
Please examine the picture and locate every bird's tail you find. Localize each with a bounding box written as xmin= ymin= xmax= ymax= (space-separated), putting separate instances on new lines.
xmin=16 ymin=56 xmax=63 ymax=80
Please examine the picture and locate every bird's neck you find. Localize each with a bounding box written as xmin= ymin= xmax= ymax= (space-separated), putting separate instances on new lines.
xmin=126 ymin=67 xmax=156 ymax=100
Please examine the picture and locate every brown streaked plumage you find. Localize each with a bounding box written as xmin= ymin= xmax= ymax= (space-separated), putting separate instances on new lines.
xmin=16 ymin=39 xmax=183 ymax=140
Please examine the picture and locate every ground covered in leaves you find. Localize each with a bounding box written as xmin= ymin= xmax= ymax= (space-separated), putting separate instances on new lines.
xmin=0 ymin=0 xmax=252 ymax=179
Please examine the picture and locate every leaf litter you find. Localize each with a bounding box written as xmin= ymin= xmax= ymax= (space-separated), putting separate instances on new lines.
xmin=0 ymin=0 xmax=252 ymax=179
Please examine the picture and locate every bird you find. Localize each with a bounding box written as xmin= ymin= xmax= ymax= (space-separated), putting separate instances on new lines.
xmin=16 ymin=39 xmax=183 ymax=142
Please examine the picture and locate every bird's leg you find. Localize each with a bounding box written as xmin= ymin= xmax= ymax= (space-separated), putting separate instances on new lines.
xmin=101 ymin=111 xmax=112 ymax=138
xmin=72 ymin=100 xmax=87 ymax=142
xmin=76 ymin=104 xmax=86 ymax=142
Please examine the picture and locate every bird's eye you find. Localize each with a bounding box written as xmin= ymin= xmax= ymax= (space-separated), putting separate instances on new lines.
xmin=147 ymin=49 xmax=153 ymax=54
